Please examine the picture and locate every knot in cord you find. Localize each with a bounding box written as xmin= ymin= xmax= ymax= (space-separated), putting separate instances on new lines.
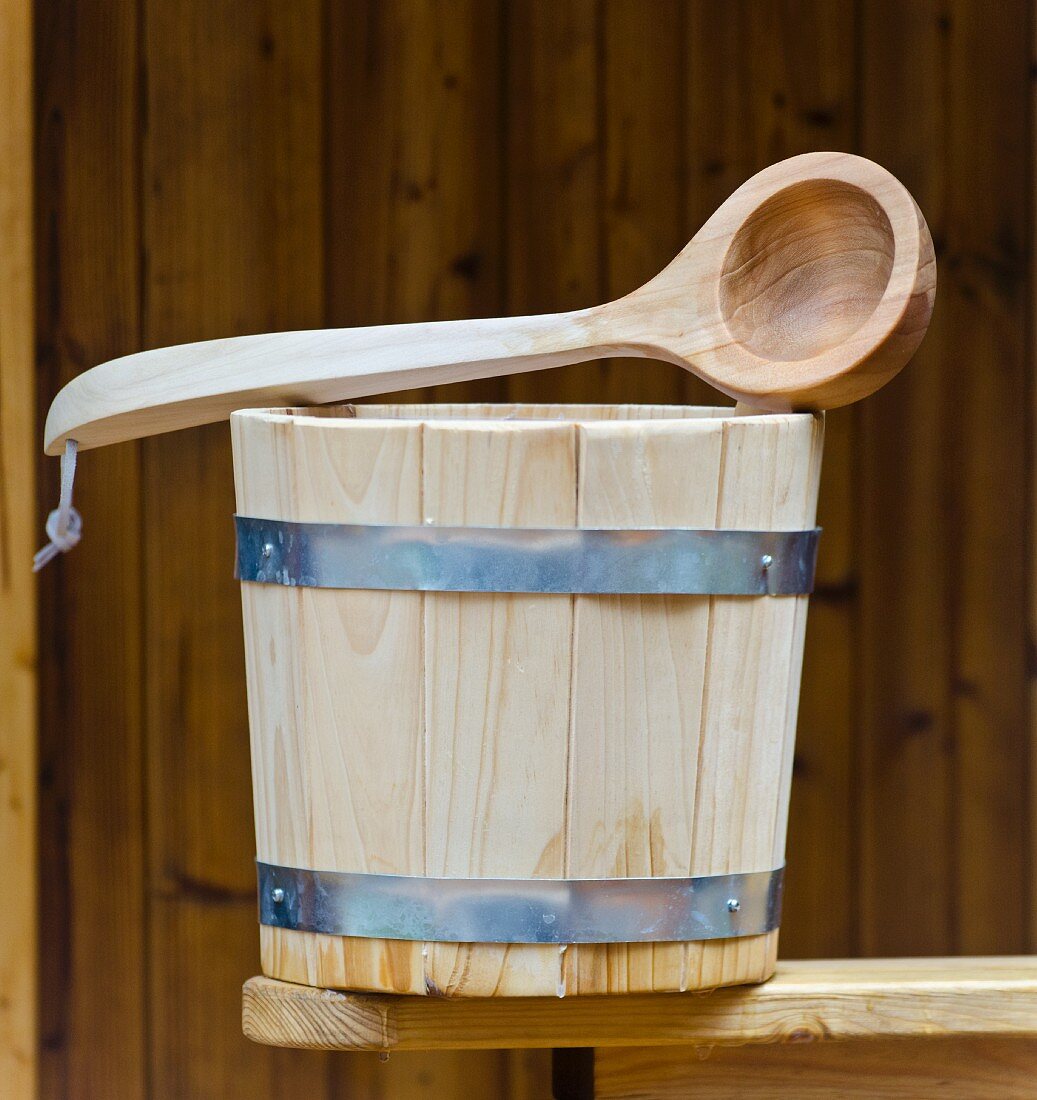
xmin=33 ymin=439 xmax=82 ymax=571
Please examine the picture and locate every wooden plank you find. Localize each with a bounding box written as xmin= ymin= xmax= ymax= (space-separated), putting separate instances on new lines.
xmin=311 ymin=3 xmax=528 ymax=1083
xmin=32 ymin=0 xmax=147 ymax=1095
xmin=565 ymin=416 xmax=777 ymax=992
xmin=505 ymin=0 xmax=601 ymax=404
xmin=860 ymin=0 xmax=1030 ymax=958
xmin=422 ymin=420 xmax=577 ymax=996
xmin=687 ymin=1 xmax=858 ymax=960
xmin=140 ymin=1 xmax=332 ymax=1095
xmin=594 ymin=1039 xmax=1037 ymax=1098
xmin=858 ymin=0 xmax=953 ymax=959
xmin=1032 ymin=0 xmax=1037 ymax=959
xmin=0 ymin=0 xmax=35 ymax=1094
xmin=242 ymin=956 xmax=1037 ymax=1051
xmin=690 ymin=414 xmax=823 ymax=989
xmin=326 ymin=0 xmax=505 ymax=404
xmin=939 ymin=0 xmax=1029 ymax=957
xmin=233 ymin=411 xmax=426 ymax=994
xmin=598 ymin=0 xmax=687 ymax=404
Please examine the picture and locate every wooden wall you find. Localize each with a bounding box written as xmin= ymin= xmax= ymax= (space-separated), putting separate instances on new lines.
xmin=1 ymin=0 xmax=36 ymax=1094
xmin=30 ymin=1 xmax=1033 ymax=1096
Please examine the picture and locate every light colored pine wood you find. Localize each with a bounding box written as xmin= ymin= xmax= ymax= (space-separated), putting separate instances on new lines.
xmin=357 ymin=403 xmax=726 ymax=421
xmin=594 ymin=1039 xmax=1037 ymax=1099
xmin=233 ymin=413 xmax=428 ymax=995
xmin=43 ymin=152 xmax=935 ymax=453
xmin=241 ymin=956 xmax=1037 ymax=1051
xmin=0 ymin=0 xmax=36 ymax=1092
xmin=422 ymin=419 xmax=577 ymax=996
xmin=687 ymin=3 xmax=861 ymax=962
xmin=565 ymin=416 xmax=757 ymax=993
xmin=235 ymin=403 xmax=820 ymax=997
xmin=688 ymin=414 xmax=823 ymax=992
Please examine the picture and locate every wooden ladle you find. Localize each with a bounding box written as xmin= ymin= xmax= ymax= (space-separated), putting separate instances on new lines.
xmin=44 ymin=151 xmax=935 ymax=455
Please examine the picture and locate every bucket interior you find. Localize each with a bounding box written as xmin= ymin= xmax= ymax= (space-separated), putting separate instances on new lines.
xmin=247 ymin=401 xmax=802 ymax=425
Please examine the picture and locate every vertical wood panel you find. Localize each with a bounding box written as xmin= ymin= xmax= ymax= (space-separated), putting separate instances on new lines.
xmin=326 ymin=0 xmax=505 ymax=403
xmin=34 ymin=0 xmax=147 ymax=1095
xmin=505 ymin=0 xmax=602 ymax=402
xmin=941 ymin=0 xmax=1030 ymax=958
xmin=236 ymin=412 xmax=427 ymax=995
xmin=686 ymin=0 xmax=858 ymax=958
xmin=26 ymin=0 xmax=1037 ymax=1094
xmin=858 ymin=0 xmax=953 ymax=959
xmin=322 ymin=0 xmax=527 ymax=1082
xmin=0 ymin=0 xmax=36 ymax=1094
xmin=422 ymin=422 xmax=576 ymax=996
xmin=860 ymin=0 xmax=1030 ymax=957
xmin=598 ymin=0 xmax=687 ymax=403
xmin=141 ymin=0 xmax=331 ymax=1094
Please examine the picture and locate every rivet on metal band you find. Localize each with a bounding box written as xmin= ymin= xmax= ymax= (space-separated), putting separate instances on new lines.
xmin=235 ymin=517 xmax=820 ymax=595
xmin=256 ymin=862 xmax=784 ymax=944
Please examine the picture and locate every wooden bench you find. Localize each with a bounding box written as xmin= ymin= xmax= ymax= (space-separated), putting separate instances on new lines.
xmin=243 ymin=957 xmax=1037 ymax=1097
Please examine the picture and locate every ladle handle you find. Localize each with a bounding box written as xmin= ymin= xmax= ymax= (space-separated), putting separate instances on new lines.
xmin=44 ymin=307 xmax=622 ymax=455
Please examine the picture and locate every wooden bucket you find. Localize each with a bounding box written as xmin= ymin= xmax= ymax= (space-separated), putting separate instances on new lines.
xmin=232 ymin=402 xmax=824 ymax=997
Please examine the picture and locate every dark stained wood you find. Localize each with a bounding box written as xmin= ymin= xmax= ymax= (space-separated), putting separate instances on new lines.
xmin=597 ymin=0 xmax=687 ymax=404
xmin=322 ymin=1 xmax=515 ymax=1086
xmin=505 ymin=0 xmax=602 ymax=404
xmin=858 ymin=0 xmax=956 ymax=959
xmin=686 ymin=0 xmax=859 ymax=959
xmin=140 ymin=0 xmax=332 ymax=1095
xmin=326 ymin=0 xmax=506 ymax=405
xmin=34 ymin=0 xmax=147 ymax=1095
xmin=940 ymin=0 xmax=1029 ymax=957
xmin=859 ymin=0 xmax=1030 ymax=958
xmin=29 ymin=1 xmax=1037 ymax=1095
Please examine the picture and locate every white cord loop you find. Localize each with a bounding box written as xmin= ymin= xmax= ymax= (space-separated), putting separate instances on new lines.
xmin=33 ymin=439 xmax=82 ymax=571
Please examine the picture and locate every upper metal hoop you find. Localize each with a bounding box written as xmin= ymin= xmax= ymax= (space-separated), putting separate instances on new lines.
xmin=235 ymin=517 xmax=820 ymax=595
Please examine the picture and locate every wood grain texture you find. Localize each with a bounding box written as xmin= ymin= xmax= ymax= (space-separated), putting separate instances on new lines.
xmin=0 ymin=0 xmax=35 ymax=1093
xmin=326 ymin=0 xmax=506 ymax=407
xmin=235 ymin=413 xmax=427 ymax=994
xmin=687 ymin=3 xmax=859 ymax=962
xmin=939 ymin=0 xmax=1029 ymax=959
xmin=564 ymin=415 xmax=794 ymax=992
xmin=859 ymin=0 xmax=1029 ymax=960
xmin=140 ymin=1 xmax=332 ymax=1095
xmin=242 ymin=956 xmax=1037 ymax=1051
xmin=594 ymin=1039 xmax=1037 ymax=1098
xmin=505 ymin=0 xmax=601 ymax=407
xmin=236 ymin=404 xmax=818 ymax=998
xmin=33 ymin=0 xmax=147 ymax=1095
xmin=422 ymin=419 xmax=577 ymax=996
xmin=598 ymin=0 xmax=687 ymax=406
xmin=858 ymin=0 xmax=954 ymax=960
xmin=29 ymin=3 xmax=1037 ymax=1095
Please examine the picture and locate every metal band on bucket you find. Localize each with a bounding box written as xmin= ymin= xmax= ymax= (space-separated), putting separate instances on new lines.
xmin=256 ymin=862 xmax=783 ymax=944
xmin=235 ymin=517 xmax=819 ymax=595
